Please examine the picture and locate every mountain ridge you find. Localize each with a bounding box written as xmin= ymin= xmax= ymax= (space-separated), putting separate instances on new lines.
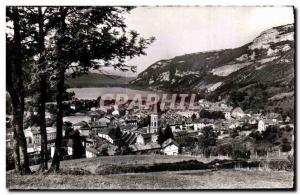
xmin=130 ymin=23 xmax=294 ymax=114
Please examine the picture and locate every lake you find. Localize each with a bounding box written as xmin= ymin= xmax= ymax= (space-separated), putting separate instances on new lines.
xmin=67 ymin=87 xmax=160 ymax=100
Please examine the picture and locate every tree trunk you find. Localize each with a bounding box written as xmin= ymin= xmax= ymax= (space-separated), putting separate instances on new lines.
xmin=7 ymin=46 xmax=21 ymax=173
xmin=38 ymin=76 xmax=48 ymax=171
xmin=13 ymin=105 xmax=31 ymax=174
xmin=37 ymin=7 xmax=48 ymax=172
xmin=10 ymin=7 xmax=31 ymax=174
xmin=49 ymin=7 xmax=68 ymax=172
xmin=49 ymin=73 xmax=64 ymax=172
xmin=12 ymin=127 xmax=21 ymax=172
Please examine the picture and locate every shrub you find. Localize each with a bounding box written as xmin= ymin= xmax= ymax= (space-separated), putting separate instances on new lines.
xmin=232 ymin=149 xmax=251 ymax=160
xmin=217 ymin=144 xmax=233 ymax=156
xmin=256 ymin=149 xmax=267 ymax=157
xmin=281 ymin=138 xmax=292 ymax=152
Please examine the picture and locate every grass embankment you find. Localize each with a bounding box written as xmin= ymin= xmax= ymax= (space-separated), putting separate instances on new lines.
xmin=7 ymin=170 xmax=294 ymax=190
xmin=7 ymin=155 xmax=294 ymax=190
xmin=95 ymin=159 xmax=292 ymax=175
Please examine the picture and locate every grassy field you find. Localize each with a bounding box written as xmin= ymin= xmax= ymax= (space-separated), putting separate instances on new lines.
xmin=6 ymin=155 xmax=294 ymax=190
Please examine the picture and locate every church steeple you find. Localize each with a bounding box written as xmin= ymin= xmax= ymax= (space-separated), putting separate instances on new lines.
xmin=150 ymin=113 xmax=159 ymax=133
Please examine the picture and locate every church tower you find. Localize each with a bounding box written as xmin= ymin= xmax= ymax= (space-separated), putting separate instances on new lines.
xmin=150 ymin=113 xmax=159 ymax=133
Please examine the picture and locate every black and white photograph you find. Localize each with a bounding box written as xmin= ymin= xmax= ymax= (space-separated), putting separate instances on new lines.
xmin=5 ymin=5 xmax=295 ymax=190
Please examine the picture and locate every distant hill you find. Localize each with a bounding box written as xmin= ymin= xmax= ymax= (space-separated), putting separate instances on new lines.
xmin=66 ymin=73 xmax=136 ymax=88
xmin=130 ymin=24 xmax=294 ymax=114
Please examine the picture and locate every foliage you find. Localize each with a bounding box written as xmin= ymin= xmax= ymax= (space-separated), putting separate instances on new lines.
xmin=176 ymin=136 xmax=198 ymax=151
xmin=72 ymin=130 xmax=85 ymax=159
xmin=6 ymin=147 xmax=15 ymax=171
xmin=281 ymin=138 xmax=292 ymax=152
xmin=114 ymin=126 xmax=123 ymax=140
xmin=100 ymin=147 xmax=109 ymax=156
xmin=157 ymin=127 xmax=164 ymax=145
xmin=63 ymin=122 xmax=74 ymax=138
xmin=256 ymin=149 xmax=268 ymax=157
xmin=232 ymin=149 xmax=251 ymax=160
xmin=198 ymin=126 xmax=218 ymax=157
xmin=199 ymin=109 xmax=225 ymax=119
xmin=230 ymin=83 xmax=268 ymax=112
xmin=42 ymin=6 xmax=155 ymax=171
xmin=157 ymin=125 xmax=174 ymax=145
xmin=115 ymin=145 xmax=131 ymax=155
xmin=6 ymin=6 xmax=35 ymax=174
xmin=6 ymin=96 xmax=13 ymax=115
xmin=262 ymin=125 xmax=281 ymax=144
xmin=138 ymin=115 xmax=150 ymax=128
xmin=287 ymin=154 xmax=294 ymax=170
xmin=249 ymin=130 xmax=263 ymax=142
xmin=217 ymin=144 xmax=233 ymax=156
xmin=230 ymin=128 xmax=240 ymax=138
xmin=191 ymin=113 xmax=197 ymax=121
xmin=203 ymin=146 xmax=218 ymax=157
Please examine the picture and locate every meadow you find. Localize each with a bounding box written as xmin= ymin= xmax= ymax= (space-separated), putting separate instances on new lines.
xmin=6 ymin=155 xmax=294 ymax=190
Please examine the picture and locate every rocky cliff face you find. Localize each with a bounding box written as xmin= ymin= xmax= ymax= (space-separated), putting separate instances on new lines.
xmin=130 ymin=24 xmax=294 ymax=113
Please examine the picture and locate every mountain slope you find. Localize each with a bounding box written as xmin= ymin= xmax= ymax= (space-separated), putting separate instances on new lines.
xmin=130 ymin=24 xmax=294 ymax=113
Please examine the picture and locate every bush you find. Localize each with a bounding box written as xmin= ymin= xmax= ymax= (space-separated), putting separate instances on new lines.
xmin=217 ymin=144 xmax=233 ymax=156
xmin=249 ymin=130 xmax=263 ymax=142
xmin=288 ymin=154 xmax=294 ymax=170
xmin=199 ymin=109 xmax=225 ymax=119
xmin=256 ymin=149 xmax=267 ymax=157
xmin=6 ymin=148 xmax=15 ymax=171
xmin=198 ymin=126 xmax=217 ymax=157
xmin=230 ymin=128 xmax=239 ymax=138
xmin=232 ymin=149 xmax=251 ymax=160
xmin=281 ymin=138 xmax=292 ymax=152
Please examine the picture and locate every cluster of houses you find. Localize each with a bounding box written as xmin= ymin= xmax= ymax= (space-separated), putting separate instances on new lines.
xmin=6 ymin=98 xmax=294 ymax=162
xmin=61 ymin=111 xmax=180 ymax=157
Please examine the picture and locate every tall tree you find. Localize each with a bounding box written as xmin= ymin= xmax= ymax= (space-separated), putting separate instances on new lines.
xmin=20 ymin=7 xmax=57 ymax=171
xmin=72 ymin=130 xmax=85 ymax=159
xmin=157 ymin=127 xmax=164 ymax=145
xmin=48 ymin=7 xmax=154 ymax=171
xmin=25 ymin=6 xmax=50 ymax=171
xmin=6 ymin=7 xmax=33 ymax=174
xmin=157 ymin=125 xmax=174 ymax=145
xmin=36 ymin=6 xmax=48 ymax=171
xmin=32 ymin=7 xmax=65 ymax=171
xmin=198 ymin=126 xmax=217 ymax=157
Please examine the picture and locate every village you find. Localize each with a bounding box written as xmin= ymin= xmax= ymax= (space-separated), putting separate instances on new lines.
xmin=6 ymin=94 xmax=294 ymax=168
xmin=5 ymin=5 xmax=296 ymax=190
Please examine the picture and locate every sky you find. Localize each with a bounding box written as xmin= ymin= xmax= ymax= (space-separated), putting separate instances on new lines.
xmin=103 ymin=6 xmax=294 ymax=77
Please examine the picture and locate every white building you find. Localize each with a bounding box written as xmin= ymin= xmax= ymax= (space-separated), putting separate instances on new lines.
xmin=97 ymin=128 xmax=115 ymax=144
xmin=85 ymin=147 xmax=99 ymax=158
xmin=224 ymin=111 xmax=231 ymax=120
xmin=112 ymin=105 xmax=120 ymax=116
xmin=136 ymin=134 xmax=145 ymax=145
xmin=170 ymin=122 xmax=214 ymax=132
xmin=258 ymin=119 xmax=276 ymax=132
xmin=231 ymin=107 xmax=245 ymax=119
xmin=72 ymin=121 xmax=88 ymax=131
xmin=177 ymin=111 xmax=199 ymax=118
xmin=161 ymin=138 xmax=179 ymax=155
xmin=24 ymin=126 xmax=57 ymax=146
xmin=229 ymin=121 xmax=241 ymax=129
xmin=63 ymin=115 xmax=91 ymax=124
xmin=98 ymin=117 xmax=111 ymax=126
